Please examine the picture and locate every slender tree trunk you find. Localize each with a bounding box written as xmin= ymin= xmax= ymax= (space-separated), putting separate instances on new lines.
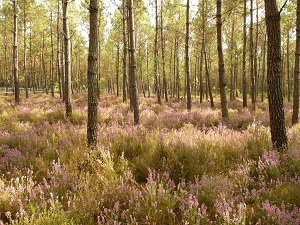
xmin=292 ymin=0 xmax=300 ymax=125
xmin=62 ymin=0 xmax=72 ymax=117
xmin=287 ymin=31 xmax=291 ymax=102
xmin=127 ymin=0 xmax=139 ymax=125
xmin=146 ymin=47 xmax=150 ymax=97
xmin=250 ymin=0 xmax=256 ymax=109
xmin=186 ymin=0 xmax=191 ymax=110
xmin=87 ymin=0 xmax=98 ymax=147
xmin=161 ymin=0 xmax=168 ymax=102
xmin=13 ymin=0 xmax=20 ymax=104
xmin=176 ymin=36 xmax=180 ymax=100
xmin=154 ymin=0 xmax=161 ymax=104
xmin=50 ymin=11 xmax=55 ymax=97
xmin=254 ymin=0 xmax=259 ymax=102
xmin=230 ymin=19 xmax=235 ymax=101
xmin=261 ymin=33 xmax=266 ymax=102
xmin=116 ymin=44 xmax=120 ymax=97
xmin=61 ymin=36 xmax=65 ymax=101
xmin=217 ymin=0 xmax=228 ymax=119
xmin=57 ymin=0 xmax=62 ymax=98
xmin=243 ymin=0 xmax=247 ymax=108
xmin=264 ymin=0 xmax=288 ymax=150
xmin=122 ymin=0 xmax=127 ymax=102
xmin=23 ymin=0 xmax=28 ymax=98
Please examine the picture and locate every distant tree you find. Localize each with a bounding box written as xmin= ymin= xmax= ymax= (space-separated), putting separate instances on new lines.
xmin=87 ymin=0 xmax=98 ymax=147
xmin=216 ymin=0 xmax=228 ymax=119
xmin=127 ymin=0 xmax=139 ymax=125
xmin=122 ymin=0 xmax=127 ymax=103
xmin=292 ymin=0 xmax=300 ymax=125
xmin=62 ymin=0 xmax=72 ymax=117
xmin=264 ymin=0 xmax=288 ymax=150
xmin=13 ymin=0 xmax=20 ymax=104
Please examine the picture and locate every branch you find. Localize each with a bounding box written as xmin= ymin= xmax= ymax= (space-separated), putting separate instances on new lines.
xmin=279 ymin=0 xmax=288 ymax=15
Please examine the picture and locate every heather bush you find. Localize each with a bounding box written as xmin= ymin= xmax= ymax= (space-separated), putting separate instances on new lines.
xmin=0 ymin=94 xmax=300 ymax=224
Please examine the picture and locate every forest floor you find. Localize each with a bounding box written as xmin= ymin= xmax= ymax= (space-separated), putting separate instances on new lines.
xmin=0 ymin=93 xmax=300 ymax=224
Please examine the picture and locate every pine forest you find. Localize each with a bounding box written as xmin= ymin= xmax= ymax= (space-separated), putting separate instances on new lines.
xmin=0 ymin=0 xmax=300 ymax=224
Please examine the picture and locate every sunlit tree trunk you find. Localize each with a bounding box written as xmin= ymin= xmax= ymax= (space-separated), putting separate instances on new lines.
xmin=13 ymin=0 xmax=20 ymax=104
xmin=122 ymin=0 xmax=127 ymax=102
xmin=116 ymin=44 xmax=120 ymax=97
xmin=62 ymin=0 xmax=72 ymax=118
xmin=50 ymin=11 xmax=55 ymax=97
xmin=217 ymin=0 xmax=228 ymax=119
xmin=230 ymin=19 xmax=235 ymax=101
xmin=23 ymin=0 xmax=28 ymax=98
xmin=127 ymin=0 xmax=139 ymax=125
xmin=154 ymin=0 xmax=161 ymax=104
xmin=264 ymin=0 xmax=288 ymax=150
xmin=87 ymin=0 xmax=98 ymax=147
xmin=287 ymin=31 xmax=291 ymax=102
xmin=186 ymin=0 xmax=191 ymax=110
xmin=57 ymin=0 xmax=62 ymax=98
xmin=292 ymin=0 xmax=300 ymax=125
xmin=161 ymin=0 xmax=168 ymax=102
xmin=250 ymin=0 xmax=256 ymax=110
xmin=243 ymin=0 xmax=247 ymax=108
xmin=261 ymin=33 xmax=266 ymax=102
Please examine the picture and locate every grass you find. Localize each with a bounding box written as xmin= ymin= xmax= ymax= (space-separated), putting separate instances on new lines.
xmin=0 ymin=93 xmax=299 ymax=224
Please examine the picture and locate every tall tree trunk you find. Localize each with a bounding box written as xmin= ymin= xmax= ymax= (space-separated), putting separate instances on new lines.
xmin=57 ymin=0 xmax=62 ymax=98
xmin=62 ymin=0 xmax=72 ymax=118
xmin=292 ymin=0 xmax=300 ymax=125
xmin=116 ymin=44 xmax=120 ymax=97
xmin=154 ymin=0 xmax=161 ymax=104
xmin=230 ymin=19 xmax=235 ymax=101
xmin=87 ymin=0 xmax=98 ymax=147
xmin=250 ymin=0 xmax=256 ymax=109
xmin=264 ymin=0 xmax=288 ymax=150
xmin=122 ymin=0 xmax=127 ymax=102
xmin=216 ymin=0 xmax=228 ymax=119
xmin=161 ymin=0 xmax=168 ymax=102
xmin=50 ymin=11 xmax=55 ymax=97
xmin=176 ymin=36 xmax=180 ymax=100
xmin=23 ymin=0 xmax=28 ymax=98
xmin=242 ymin=0 xmax=247 ymax=108
xmin=287 ymin=31 xmax=291 ymax=102
xmin=128 ymin=0 xmax=140 ymax=125
xmin=146 ymin=46 xmax=150 ymax=97
xmin=186 ymin=0 xmax=191 ymax=110
xmin=261 ymin=33 xmax=266 ymax=102
xmin=13 ymin=0 xmax=20 ymax=104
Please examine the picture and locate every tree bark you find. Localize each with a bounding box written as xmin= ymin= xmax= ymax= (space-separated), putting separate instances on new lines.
xmin=50 ymin=11 xmax=55 ymax=97
xmin=186 ymin=0 xmax=191 ymax=110
xmin=292 ymin=0 xmax=300 ymax=125
xmin=287 ymin=31 xmax=291 ymax=102
xmin=62 ymin=0 xmax=72 ymax=118
xmin=161 ymin=0 xmax=168 ymax=102
xmin=116 ymin=44 xmax=120 ymax=97
xmin=217 ymin=0 xmax=228 ymax=119
xmin=87 ymin=0 xmax=98 ymax=147
xmin=264 ymin=0 xmax=288 ymax=150
xmin=250 ymin=0 xmax=256 ymax=109
xmin=122 ymin=0 xmax=127 ymax=102
xmin=23 ymin=0 xmax=28 ymax=98
xmin=242 ymin=0 xmax=247 ymax=108
xmin=57 ymin=0 xmax=62 ymax=98
xmin=13 ymin=0 xmax=20 ymax=104
xmin=128 ymin=0 xmax=140 ymax=125
xmin=154 ymin=0 xmax=161 ymax=104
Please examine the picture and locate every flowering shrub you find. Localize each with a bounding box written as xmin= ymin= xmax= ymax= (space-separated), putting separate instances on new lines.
xmin=0 ymin=94 xmax=299 ymax=224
